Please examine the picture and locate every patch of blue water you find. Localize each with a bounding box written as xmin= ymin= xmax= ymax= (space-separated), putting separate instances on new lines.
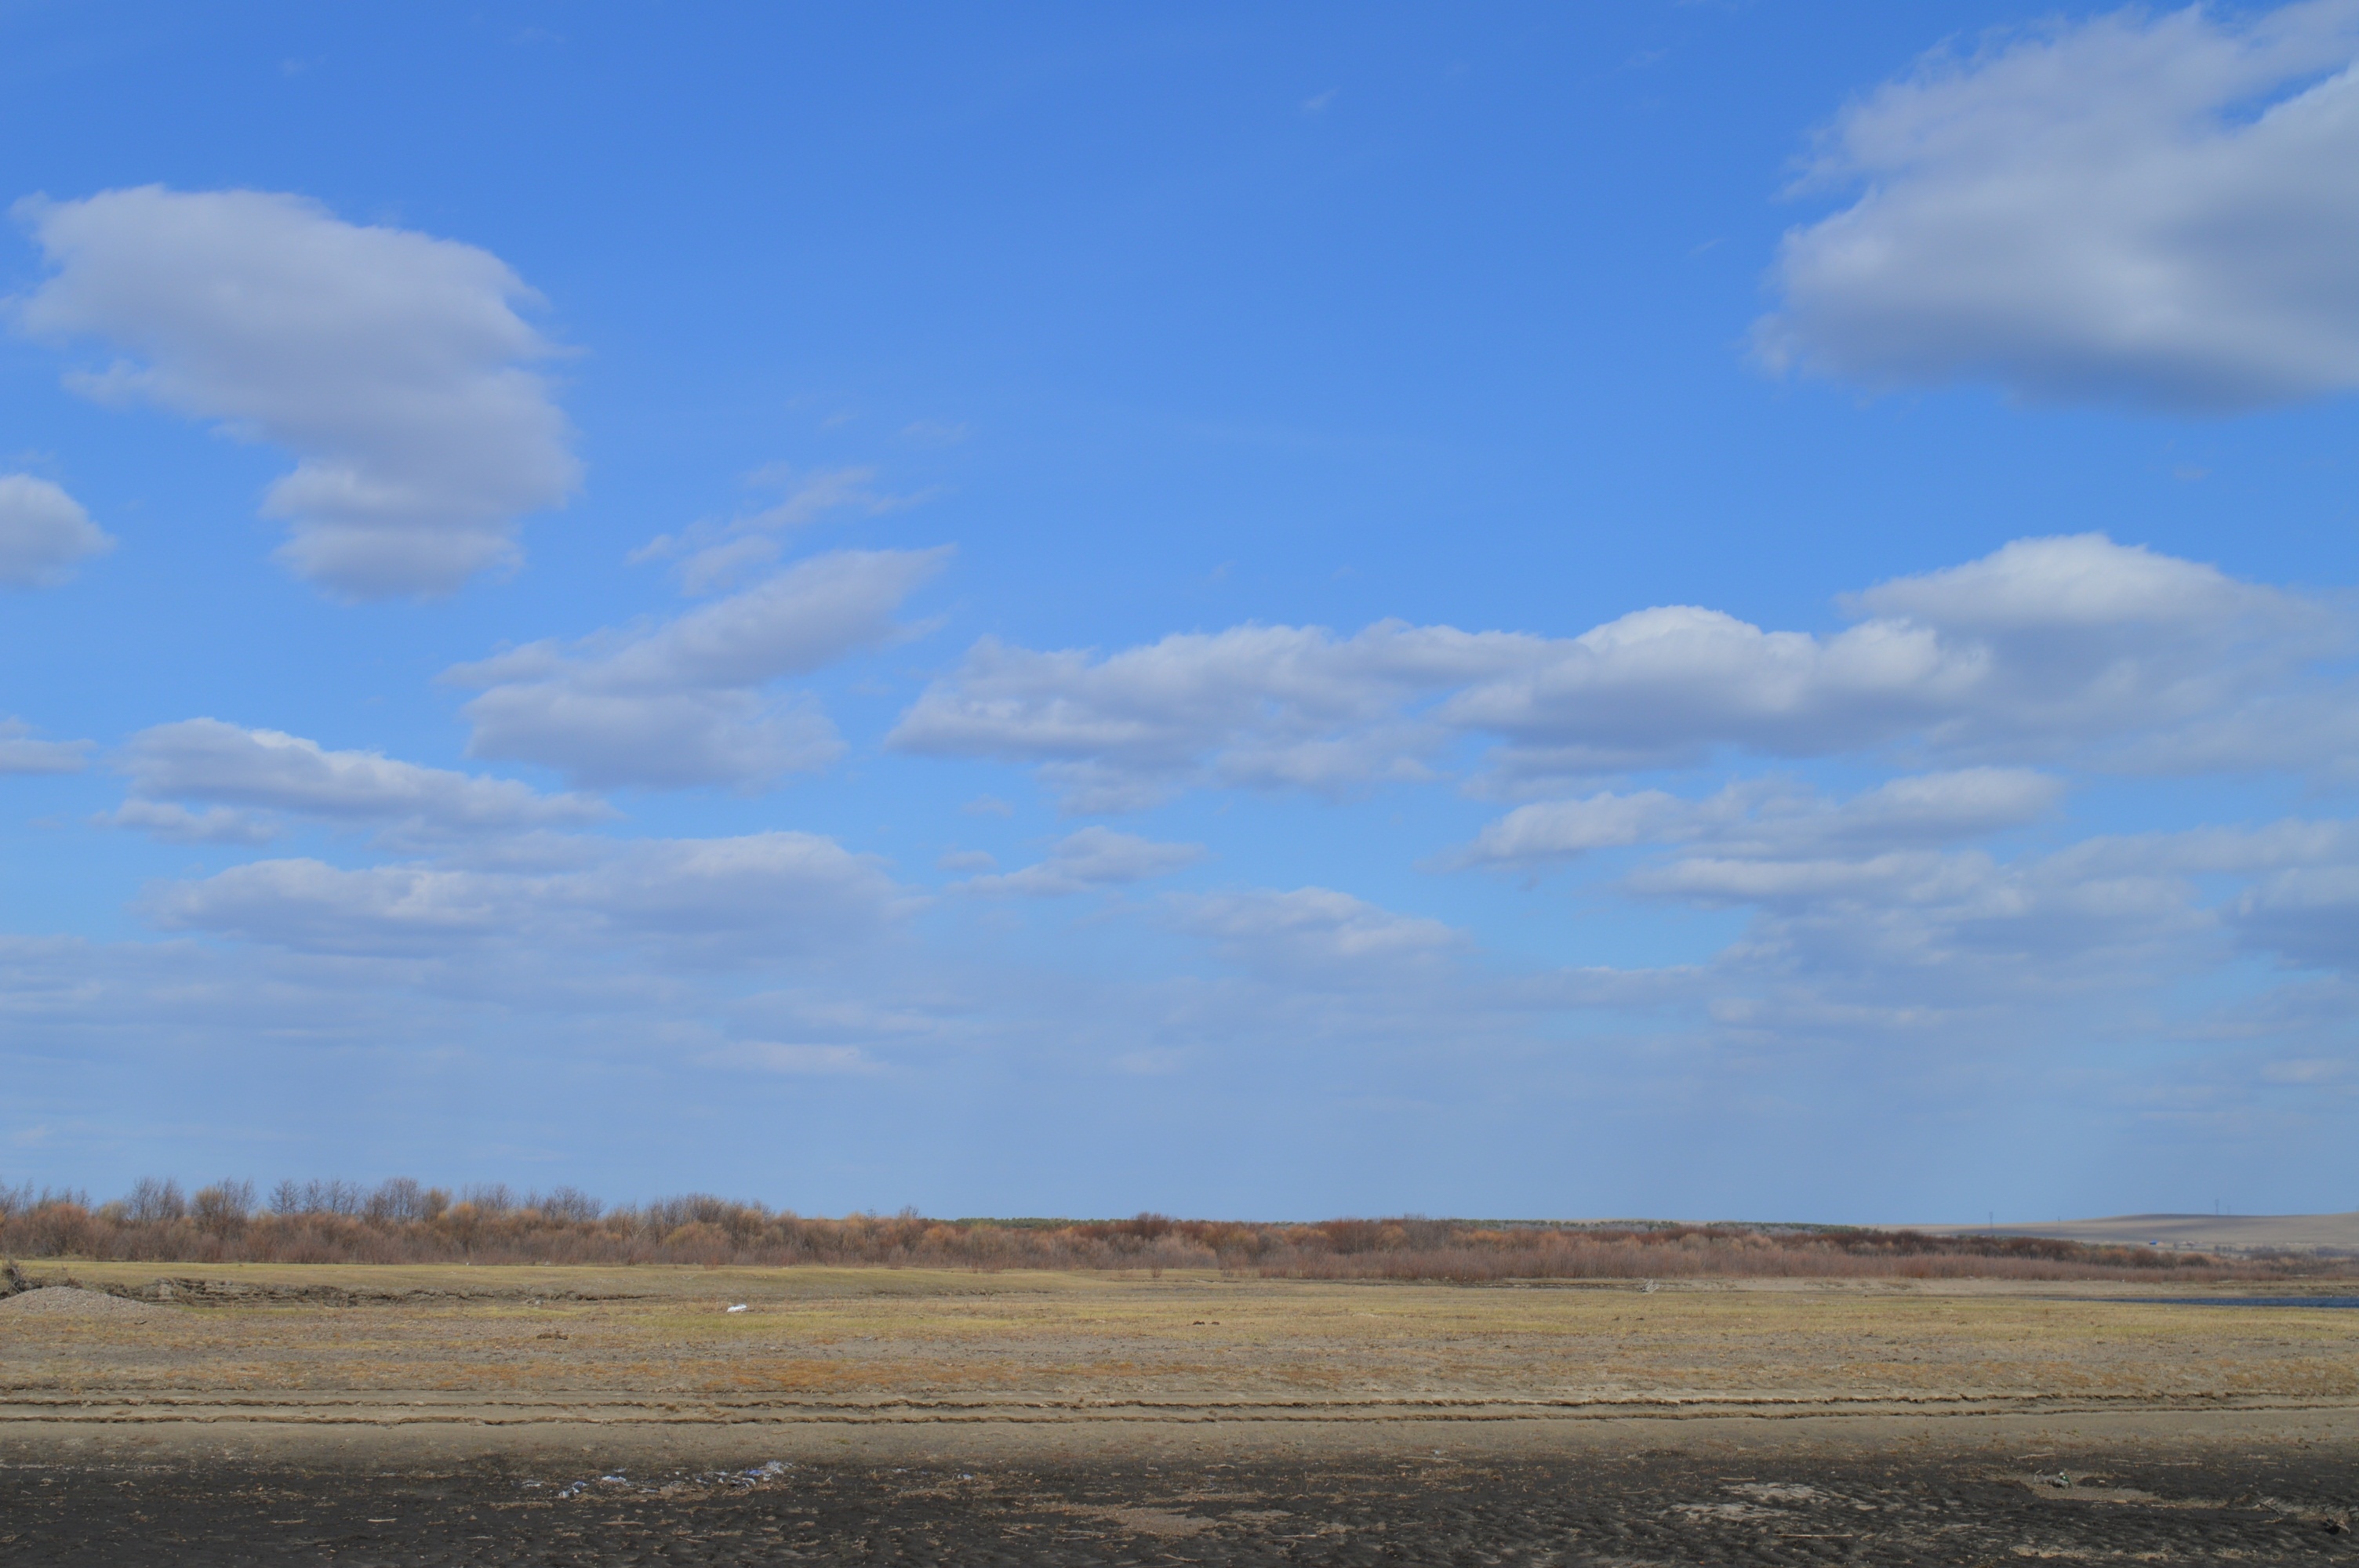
xmin=2107 ymin=1296 xmax=2359 ymax=1308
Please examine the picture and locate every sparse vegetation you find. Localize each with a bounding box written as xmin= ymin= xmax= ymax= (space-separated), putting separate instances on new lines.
xmin=0 ymin=1179 xmax=2343 ymax=1280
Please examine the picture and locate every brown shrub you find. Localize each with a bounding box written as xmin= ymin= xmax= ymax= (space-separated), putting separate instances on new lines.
xmin=1 ymin=1181 xmax=2346 ymax=1282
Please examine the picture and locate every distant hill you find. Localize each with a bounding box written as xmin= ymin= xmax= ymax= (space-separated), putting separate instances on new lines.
xmin=1920 ymin=1212 xmax=2359 ymax=1255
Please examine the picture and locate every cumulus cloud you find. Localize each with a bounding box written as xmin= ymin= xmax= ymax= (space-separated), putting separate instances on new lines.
xmin=448 ymin=547 xmax=950 ymax=789
xmin=147 ymin=831 xmax=909 ymax=960
xmin=893 ymin=535 xmax=2345 ymax=806
xmin=961 ymin=827 xmax=1204 ymax=896
xmin=889 ymin=621 xmax=1537 ymax=811
xmin=1458 ymin=536 xmax=2328 ymax=779
xmin=112 ymin=719 xmax=609 ymax=844
xmin=0 ymin=474 xmax=113 ymax=586
xmin=0 ymin=717 xmax=92 ymax=775
xmin=14 ymin=187 xmax=576 ymax=596
xmin=1757 ymin=0 xmax=2359 ymax=411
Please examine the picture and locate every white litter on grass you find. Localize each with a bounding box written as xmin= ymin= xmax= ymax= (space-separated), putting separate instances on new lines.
xmin=726 ymin=1303 xmax=749 ymax=1312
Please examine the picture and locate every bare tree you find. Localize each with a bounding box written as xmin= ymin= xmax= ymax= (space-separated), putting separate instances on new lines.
xmin=366 ymin=1178 xmax=429 ymax=1224
xmin=125 ymin=1176 xmax=186 ymax=1223
xmin=192 ymin=1180 xmax=255 ymax=1234
xmin=540 ymin=1186 xmax=602 ymax=1223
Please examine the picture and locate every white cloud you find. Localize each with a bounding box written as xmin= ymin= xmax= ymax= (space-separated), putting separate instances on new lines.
xmin=151 ymin=859 xmax=509 ymax=955
xmin=1536 ymin=804 xmax=2359 ymax=1041
xmin=100 ymin=800 xmax=280 ymax=846
xmin=1458 ymin=768 xmax=2063 ymax=868
xmin=447 ymin=547 xmax=950 ymax=789
xmin=889 ymin=621 xmax=1536 ymax=811
xmin=699 ymin=1041 xmax=880 ymax=1074
xmin=1442 ymin=605 xmax=1978 ymax=775
xmin=1446 ymin=767 xmax=2122 ymax=1039
xmin=630 ymin=467 xmax=925 ymax=595
xmin=1794 ymin=768 xmax=2064 ymax=844
xmin=0 ymin=717 xmax=92 ymax=775
xmin=2056 ymin=816 xmax=2359 ymax=879
xmin=1456 ymin=537 xmax=2328 ymax=779
xmin=2231 ymin=866 xmax=2359 ymax=971
xmin=1456 ymin=789 xmax=1692 ymax=863
xmin=2261 ymin=1057 xmax=2350 ymax=1084
xmin=1757 ymin=1 xmax=2359 ymax=411
xmin=894 ymin=535 xmax=2346 ymax=806
xmin=962 ymin=827 xmax=1204 ymax=895
xmin=147 ymin=830 xmax=910 ymax=960
xmin=114 ymin=719 xmax=609 ymax=843
xmin=1170 ymin=886 xmax=1464 ymax=982
xmin=0 ymin=474 xmax=112 ymax=587
xmin=14 ymin=187 xmax=576 ymax=596
xmin=1620 ymin=837 xmax=2224 ymax=1043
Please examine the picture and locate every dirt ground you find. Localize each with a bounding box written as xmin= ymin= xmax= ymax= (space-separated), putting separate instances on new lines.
xmin=3 ymin=1263 xmax=2355 ymax=1563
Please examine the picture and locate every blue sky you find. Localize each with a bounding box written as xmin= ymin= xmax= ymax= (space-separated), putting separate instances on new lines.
xmin=4 ymin=1 xmax=2356 ymax=1221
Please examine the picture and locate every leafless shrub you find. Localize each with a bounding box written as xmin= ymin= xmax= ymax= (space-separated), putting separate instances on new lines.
xmin=1 ymin=1181 xmax=2347 ymax=1281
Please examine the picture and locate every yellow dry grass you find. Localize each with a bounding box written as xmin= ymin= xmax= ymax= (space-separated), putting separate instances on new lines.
xmin=5 ymin=1261 xmax=2354 ymax=1412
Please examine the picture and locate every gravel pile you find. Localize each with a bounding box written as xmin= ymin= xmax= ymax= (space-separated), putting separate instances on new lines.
xmin=0 ymin=1286 xmax=170 ymax=1321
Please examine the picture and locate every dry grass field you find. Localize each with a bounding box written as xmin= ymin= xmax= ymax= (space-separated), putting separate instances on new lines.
xmin=7 ymin=1264 xmax=2357 ymax=1564
xmin=5 ymin=1261 xmax=2356 ymax=1451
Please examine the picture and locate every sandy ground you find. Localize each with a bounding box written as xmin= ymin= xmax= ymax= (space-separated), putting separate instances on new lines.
xmin=4 ymin=1264 xmax=2356 ymax=1563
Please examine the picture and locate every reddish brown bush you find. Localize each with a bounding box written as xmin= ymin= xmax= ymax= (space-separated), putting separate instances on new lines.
xmin=0 ymin=1179 xmax=2343 ymax=1281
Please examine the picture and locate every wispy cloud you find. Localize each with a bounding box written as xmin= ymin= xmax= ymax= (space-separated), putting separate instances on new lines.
xmin=631 ymin=466 xmax=933 ymax=595
xmin=448 ymin=547 xmax=951 ymax=790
